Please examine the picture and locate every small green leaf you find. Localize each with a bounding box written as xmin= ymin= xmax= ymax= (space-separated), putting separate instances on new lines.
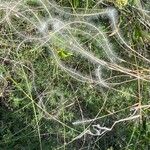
xmin=58 ymin=49 xmax=73 ymax=59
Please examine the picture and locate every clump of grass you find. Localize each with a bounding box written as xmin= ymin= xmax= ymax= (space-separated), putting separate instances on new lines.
xmin=0 ymin=0 xmax=150 ymax=149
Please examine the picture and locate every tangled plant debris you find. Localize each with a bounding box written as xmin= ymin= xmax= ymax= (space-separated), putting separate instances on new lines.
xmin=0 ymin=0 xmax=150 ymax=149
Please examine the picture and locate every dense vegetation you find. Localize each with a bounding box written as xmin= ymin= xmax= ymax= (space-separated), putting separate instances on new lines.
xmin=0 ymin=0 xmax=150 ymax=149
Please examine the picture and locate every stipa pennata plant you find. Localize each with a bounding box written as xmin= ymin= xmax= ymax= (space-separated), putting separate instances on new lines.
xmin=0 ymin=74 xmax=8 ymax=97
xmin=0 ymin=0 xmax=150 ymax=149
xmin=1 ymin=0 xmax=149 ymax=83
xmin=38 ymin=90 xmax=66 ymax=119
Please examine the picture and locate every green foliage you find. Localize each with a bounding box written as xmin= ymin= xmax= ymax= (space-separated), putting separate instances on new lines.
xmin=71 ymin=0 xmax=80 ymax=8
xmin=57 ymin=49 xmax=73 ymax=59
xmin=25 ymin=0 xmax=40 ymax=6
xmin=0 ymin=0 xmax=149 ymax=149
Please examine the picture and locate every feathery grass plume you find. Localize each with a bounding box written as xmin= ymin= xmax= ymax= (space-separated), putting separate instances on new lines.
xmin=95 ymin=65 xmax=108 ymax=87
xmin=38 ymin=21 xmax=48 ymax=33
xmin=38 ymin=90 xmax=65 ymax=119
xmin=0 ymin=75 xmax=8 ymax=97
xmin=106 ymin=7 xmax=118 ymax=32
xmin=105 ymin=6 xmax=150 ymax=64
xmin=73 ymin=112 xmax=140 ymax=139
xmin=34 ymin=13 xmax=117 ymax=86
xmin=1 ymin=1 xmax=148 ymax=82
